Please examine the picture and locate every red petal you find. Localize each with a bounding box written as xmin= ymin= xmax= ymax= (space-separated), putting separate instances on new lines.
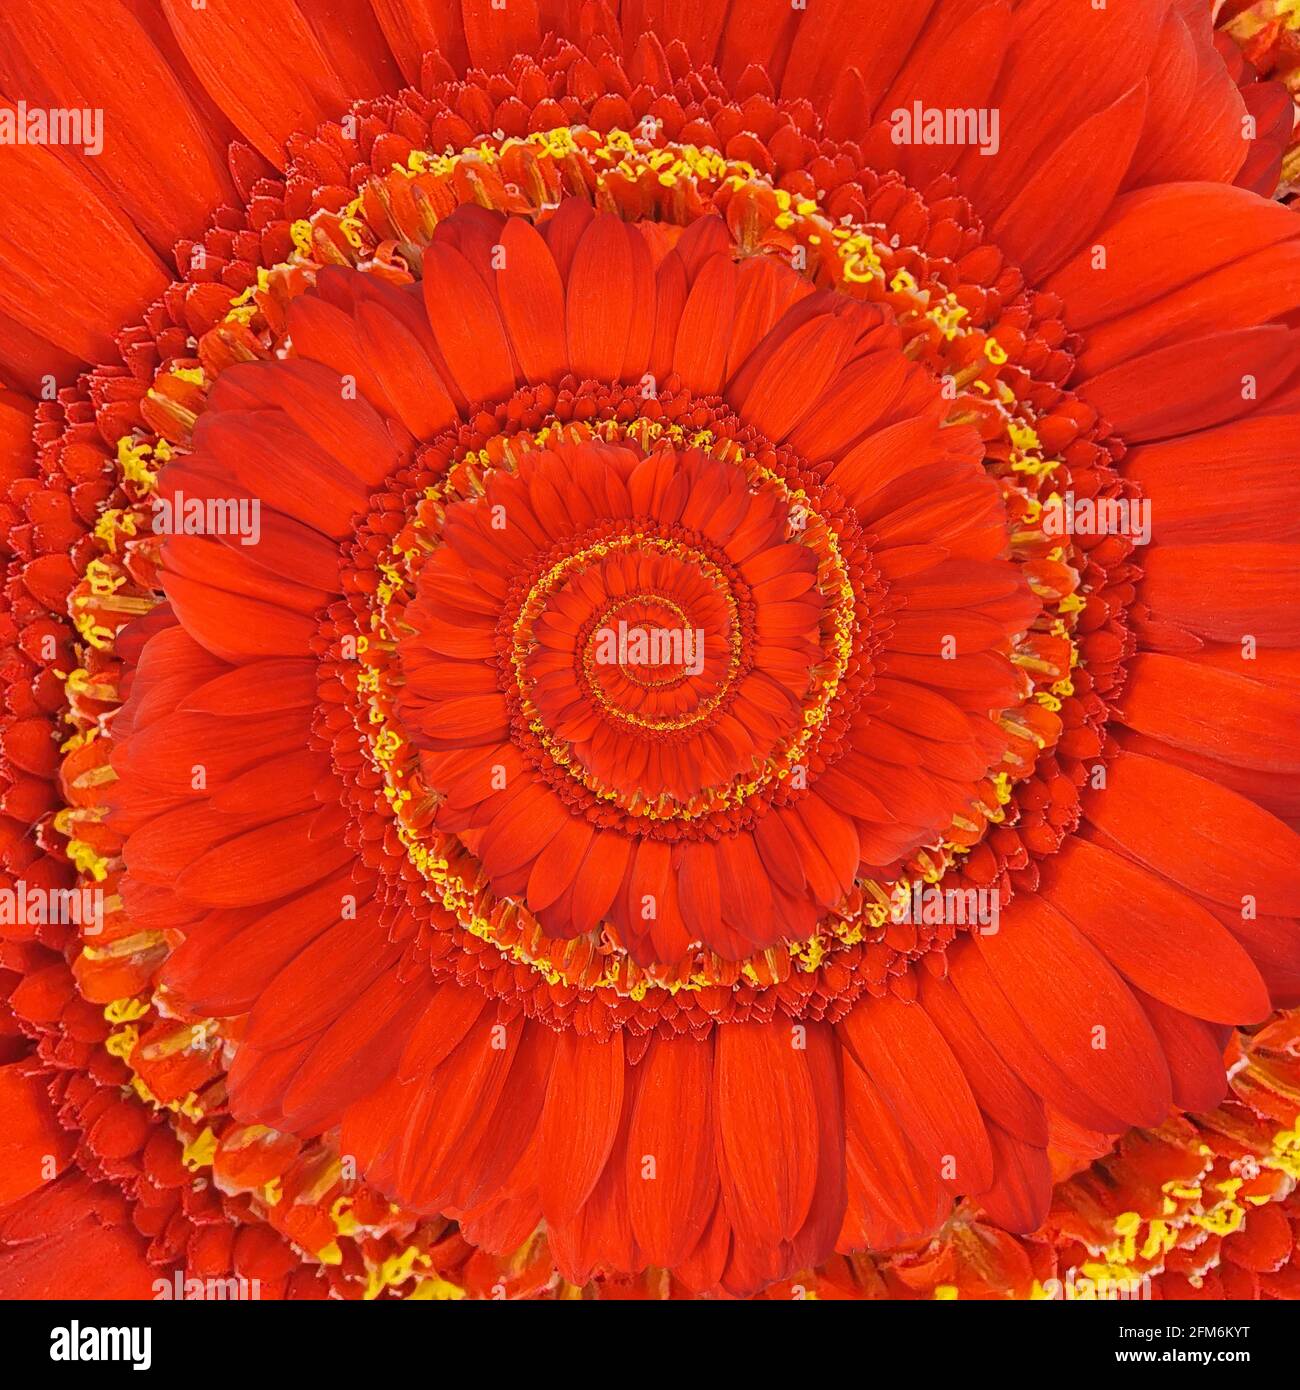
xmin=0 ymin=1064 xmax=72 ymax=1203
xmin=714 ymin=1021 xmax=818 ymax=1247
xmin=1082 ymin=325 xmax=1299 ymax=439
xmin=537 ymin=1031 xmax=625 ymax=1222
xmin=975 ymin=895 xmax=1172 ymax=1129
xmin=0 ymin=1 xmax=234 ymax=253
xmin=461 ymin=0 xmax=540 ymax=69
xmin=839 ymin=993 xmax=993 ymax=1193
xmin=838 ymin=1046 xmax=947 ymax=1252
xmin=974 ymin=1122 xmax=1052 ymax=1234
xmin=672 ymin=253 xmax=736 ymax=394
xmin=495 ymin=217 xmax=568 ymax=384
xmin=1041 ymin=836 xmax=1270 ymax=1024
xmin=989 ymin=81 xmax=1148 ymax=283
xmin=1135 ymin=991 xmax=1229 ymax=1114
xmin=159 ymin=0 xmax=350 ymax=167
xmin=421 ymin=243 xmax=516 ymax=403
xmin=1084 ymin=749 xmax=1300 ymax=916
xmin=918 ymin=970 xmax=1048 ymax=1145
xmin=626 ymin=1035 xmax=717 ymax=1266
xmin=1139 ymin=543 xmax=1300 ymax=645
xmin=566 ymin=213 xmax=652 ymax=381
xmin=0 ymin=133 xmax=166 ymax=361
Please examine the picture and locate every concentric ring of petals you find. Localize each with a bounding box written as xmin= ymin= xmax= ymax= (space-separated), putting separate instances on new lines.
xmin=0 ymin=0 xmax=1297 ymax=1305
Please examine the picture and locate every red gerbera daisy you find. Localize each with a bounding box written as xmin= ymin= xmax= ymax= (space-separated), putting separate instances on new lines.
xmin=0 ymin=0 xmax=1297 ymax=1303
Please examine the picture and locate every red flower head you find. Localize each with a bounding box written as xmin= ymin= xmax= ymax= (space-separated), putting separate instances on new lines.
xmin=0 ymin=0 xmax=1297 ymax=1301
